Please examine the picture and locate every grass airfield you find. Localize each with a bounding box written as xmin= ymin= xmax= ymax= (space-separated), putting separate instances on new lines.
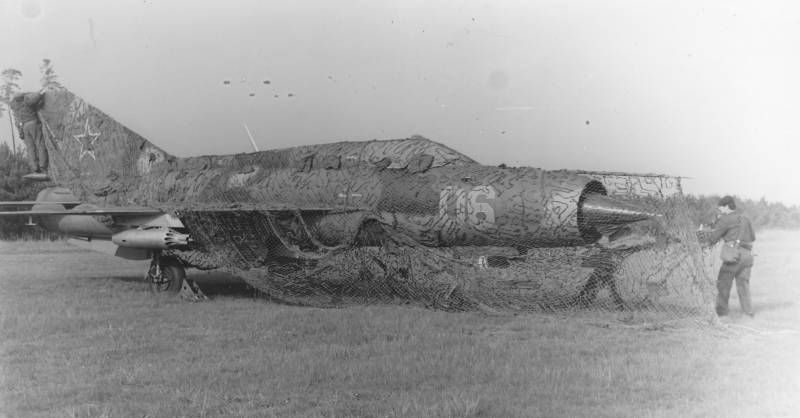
xmin=1 ymin=231 xmax=798 ymax=417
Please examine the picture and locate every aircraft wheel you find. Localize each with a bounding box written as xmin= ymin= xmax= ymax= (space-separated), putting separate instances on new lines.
xmin=147 ymin=256 xmax=185 ymax=293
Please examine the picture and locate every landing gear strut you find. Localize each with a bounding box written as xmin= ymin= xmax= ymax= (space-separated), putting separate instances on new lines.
xmin=146 ymin=252 xmax=207 ymax=300
xmin=146 ymin=252 xmax=185 ymax=293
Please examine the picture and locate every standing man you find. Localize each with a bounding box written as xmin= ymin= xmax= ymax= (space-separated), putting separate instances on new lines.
xmin=702 ymin=196 xmax=756 ymax=317
xmin=9 ymin=91 xmax=48 ymax=175
xmin=576 ymin=249 xmax=627 ymax=310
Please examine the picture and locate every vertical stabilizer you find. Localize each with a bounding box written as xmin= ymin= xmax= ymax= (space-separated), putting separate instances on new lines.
xmin=36 ymin=88 xmax=175 ymax=203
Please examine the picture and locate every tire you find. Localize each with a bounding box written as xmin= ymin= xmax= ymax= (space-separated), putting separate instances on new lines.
xmin=148 ymin=256 xmax=186 ymax=293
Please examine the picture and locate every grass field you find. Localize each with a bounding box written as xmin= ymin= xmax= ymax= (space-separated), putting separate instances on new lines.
xmin=1 ymin=231 xmax=799 ymax=417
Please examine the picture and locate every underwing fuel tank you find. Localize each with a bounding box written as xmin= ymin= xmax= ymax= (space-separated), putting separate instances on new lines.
xmin=111 ymin=227 xmax=190 ymax=249
xmin=33 ymin=187 xmax=114 ymax=238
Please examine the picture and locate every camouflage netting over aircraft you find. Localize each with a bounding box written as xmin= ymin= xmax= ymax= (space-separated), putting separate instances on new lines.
xmin=34 ymin=88 xmax=717 ymax=319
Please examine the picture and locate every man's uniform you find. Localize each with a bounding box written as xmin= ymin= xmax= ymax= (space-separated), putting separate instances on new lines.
xmin=707 ymin=212 xmax=756 ymax=316
xmin=9 ymin=92 xmax=48 ymax=173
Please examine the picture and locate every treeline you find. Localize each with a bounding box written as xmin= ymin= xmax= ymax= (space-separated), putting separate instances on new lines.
xmin=0 ymin=61 xmax=64 ymax=240
xmin=683 ymin=194 xmax=800 ymax=231
xmin=0 ymin=144 xmax=54 ymax=240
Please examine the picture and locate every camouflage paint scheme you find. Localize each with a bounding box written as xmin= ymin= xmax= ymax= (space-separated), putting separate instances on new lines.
xmin=34 ymin=88 xmax=677 ymax=273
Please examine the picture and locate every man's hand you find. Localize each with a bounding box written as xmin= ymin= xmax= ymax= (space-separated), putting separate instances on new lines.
xmin=696 ymin=229 xmax=713 ymax=247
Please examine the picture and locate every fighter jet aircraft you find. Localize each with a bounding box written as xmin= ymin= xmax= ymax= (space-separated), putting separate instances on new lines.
xmin=0 ymin=87 xmax=670 ymax=306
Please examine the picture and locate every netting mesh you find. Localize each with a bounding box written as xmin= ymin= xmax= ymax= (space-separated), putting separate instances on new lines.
xmin=165 ymin=171 xmax=717 ymax=322
xmin=36 ymin=88 xmax=719 ymax=323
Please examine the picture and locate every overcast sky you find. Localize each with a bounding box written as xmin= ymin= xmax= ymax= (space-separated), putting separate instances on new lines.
xmin=2 ymin=0 xmax=799 ymax=205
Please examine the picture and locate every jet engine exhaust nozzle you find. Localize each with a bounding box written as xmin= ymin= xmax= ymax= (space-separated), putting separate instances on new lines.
xmin=580 ymin=193 xmax=661 ymax=228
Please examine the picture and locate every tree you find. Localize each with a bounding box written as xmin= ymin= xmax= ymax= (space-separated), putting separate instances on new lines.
xmin=39 ymin=59 xmax=63 ymax=91
xmin=0 ymin=68 xmax=22 ymax=154
xmin=0 ymin=141 xmax=51 ymax=239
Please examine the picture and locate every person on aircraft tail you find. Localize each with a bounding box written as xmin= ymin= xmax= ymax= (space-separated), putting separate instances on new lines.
xmin=10 ymin=92 xmax=48 ymax=174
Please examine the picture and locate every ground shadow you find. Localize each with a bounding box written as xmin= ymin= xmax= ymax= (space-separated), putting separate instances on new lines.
xmin=190 ymin=270 xmax=260 ymax=298
xmin=750 ymin=300 xmax=795 ymax=313
xmin=97 ymin=270 xmax=260 ymax=299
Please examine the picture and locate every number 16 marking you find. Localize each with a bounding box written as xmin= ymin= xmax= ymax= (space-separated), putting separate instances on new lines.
xmin=439 ymin=185 xmax=497 ymax=229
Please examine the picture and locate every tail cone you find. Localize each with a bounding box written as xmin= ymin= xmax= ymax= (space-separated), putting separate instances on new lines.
xmin=579 ymin=193 xmax=660 ymax=240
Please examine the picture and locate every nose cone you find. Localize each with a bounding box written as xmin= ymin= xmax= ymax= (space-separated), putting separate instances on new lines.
xmin=579 ymin=193 xmax=661 ymax=241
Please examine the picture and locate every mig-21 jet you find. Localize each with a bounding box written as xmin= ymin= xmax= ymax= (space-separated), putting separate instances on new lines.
xmin=0 ymin=87 xmax=675 ymax=308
